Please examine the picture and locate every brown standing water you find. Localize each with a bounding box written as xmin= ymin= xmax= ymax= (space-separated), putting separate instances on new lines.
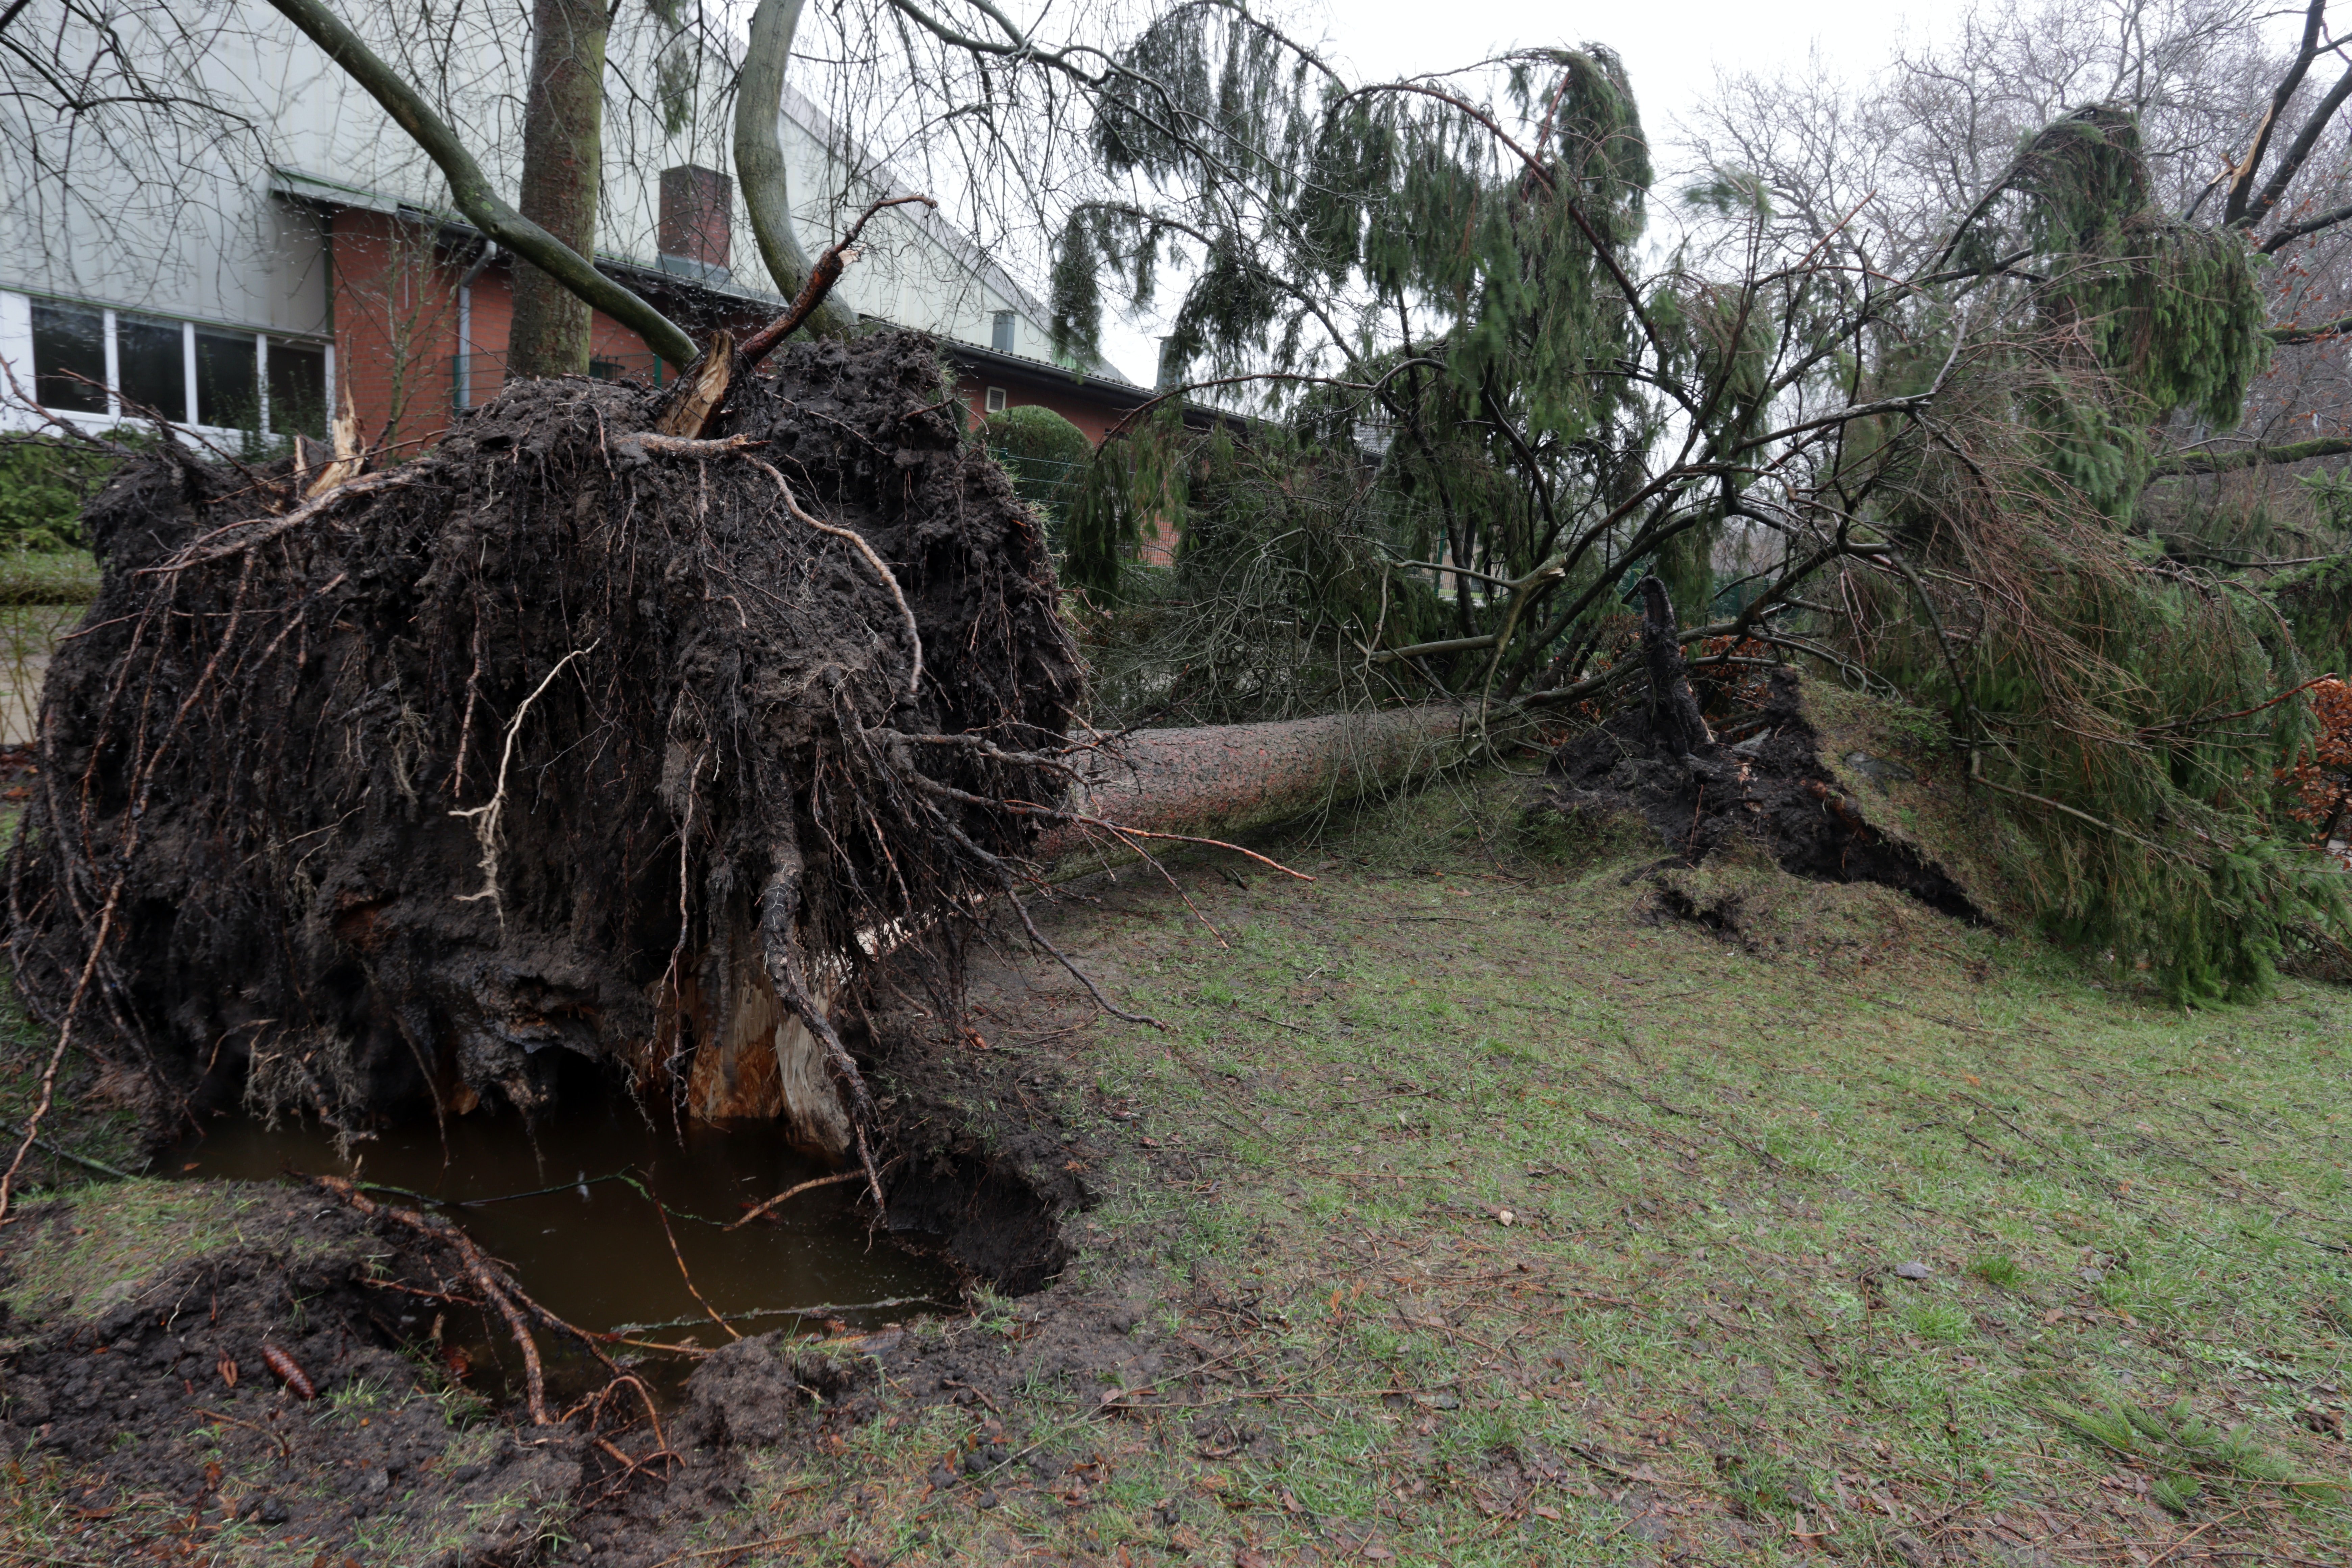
xmin=169 ymin=1098 xmax=957 ymax=1399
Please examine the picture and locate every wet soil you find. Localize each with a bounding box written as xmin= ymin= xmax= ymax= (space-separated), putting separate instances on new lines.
xmin=0 ymin=1185 xmax=590 ymax=1564
xmin=0 ymin=968 xmax=1157 ymax=1565
xmin=1544 ymin=668 xmax=1983 ymax=924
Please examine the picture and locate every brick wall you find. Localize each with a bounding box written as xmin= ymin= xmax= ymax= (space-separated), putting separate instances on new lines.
xmin=330 ymin=208 xmax=675 ymax=446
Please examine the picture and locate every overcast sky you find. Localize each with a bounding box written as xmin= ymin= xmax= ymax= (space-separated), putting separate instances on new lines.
xmin=1093 ymin=0 xmax=1950 ymax=382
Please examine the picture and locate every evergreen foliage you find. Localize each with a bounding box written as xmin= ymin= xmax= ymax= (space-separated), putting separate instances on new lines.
xmin=1078 ymin=419 xmax=1444 ymax=725
xmin=1034 ymin=13 xmax=2350 ymax=998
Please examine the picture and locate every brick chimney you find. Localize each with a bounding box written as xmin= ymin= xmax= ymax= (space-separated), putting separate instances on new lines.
xmin=659 ymin=165 xmax=732 ymax=279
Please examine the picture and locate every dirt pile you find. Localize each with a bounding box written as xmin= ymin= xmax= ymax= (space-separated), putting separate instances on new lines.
xmin=1543 ymin=580 xmax=1980 ymax=922
xmin=0 ymin=1185 xmax=589 ymax=1563
xmin=6 ymin=333 xmax=1080 ymax=1158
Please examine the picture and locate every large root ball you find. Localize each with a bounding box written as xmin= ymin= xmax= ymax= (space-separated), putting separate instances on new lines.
xmin=7 ymin=333 xmax=1079 ymax=1155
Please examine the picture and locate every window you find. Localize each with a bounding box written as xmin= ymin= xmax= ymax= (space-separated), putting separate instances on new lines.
xmin=195 ymin=327 xmax=258 ymax=428
xmin=16 ymin=300 xmax=330 ymax=435
xmin=267 ymin=339 xmax=327 ymax=439
xmin=984 ymin=386 xmax=1006 ymax=414
xmin=30 ymin=302 xmax=106 ymax=413
xmin=116 ymin=314 xmax=185 ymax=419
xmin=990 ymin=310 xmax=1014 ymax=353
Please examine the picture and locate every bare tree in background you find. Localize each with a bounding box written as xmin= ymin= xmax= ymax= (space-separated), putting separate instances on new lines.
xmin=0 ymin=0 xmax=261 ymax=305
xmin=505 ymin=0 xmax=608 ymax=378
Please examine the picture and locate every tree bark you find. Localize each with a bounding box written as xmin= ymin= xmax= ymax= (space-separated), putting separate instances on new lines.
xmin=1636 ymin=575 xmax=1715 ymax=760
xmin=507 ymin=0 xmax=607 ymax=381
xmin=735 ymin=0 xmax=860 ymax=338
xmin=1042 ymin=705 xmax=1472 ymax=876
xmin=264 ymin=0 xmax=696 ymax=366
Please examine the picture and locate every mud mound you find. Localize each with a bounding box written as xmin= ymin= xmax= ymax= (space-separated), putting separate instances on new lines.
xmin=7 ymin=333 xmax=1079 ymax=1157
xmin=1544 ymin=582 xmax=1979 ymax=922
xmin=0 ymin=1186 xmax=585 ymax=1562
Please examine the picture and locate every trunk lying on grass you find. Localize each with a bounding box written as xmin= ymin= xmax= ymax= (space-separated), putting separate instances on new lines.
xmin=1041 ymin=704 xmax=1472 ymax=877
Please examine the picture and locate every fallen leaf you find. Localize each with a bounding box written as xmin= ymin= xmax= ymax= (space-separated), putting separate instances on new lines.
xmin=216 ymin=1353 xmax=237 ymax=1389
xmin=1532 ymin=1504 xmax=1563 ymax=1521
xmin=1497 ymin=1209 xmax=1516 ymax=1227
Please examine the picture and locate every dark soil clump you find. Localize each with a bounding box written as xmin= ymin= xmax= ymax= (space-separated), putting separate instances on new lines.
xmin=0 ymin=1186 xmax=587 ymax=1563
xmin=1545 ymin=584 xmax=1979 ymax=922
xmin=7 ymin=333 xmax=1079 ymax=1157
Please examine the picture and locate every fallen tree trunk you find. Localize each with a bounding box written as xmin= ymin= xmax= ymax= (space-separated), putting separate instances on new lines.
xmin=1040 ymin=705 xmax=1472 ymax=877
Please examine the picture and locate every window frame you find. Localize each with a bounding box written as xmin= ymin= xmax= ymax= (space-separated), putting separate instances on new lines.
xmin=7 ymin=292 xmax=333 ymax=441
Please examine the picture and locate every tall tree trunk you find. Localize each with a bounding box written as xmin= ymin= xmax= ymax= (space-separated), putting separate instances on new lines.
xmin=506 ymin=0 xmax=606 ymax=381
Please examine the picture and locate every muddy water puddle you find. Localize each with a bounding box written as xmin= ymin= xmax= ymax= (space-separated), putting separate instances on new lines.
xmin=170 ymin=1100 xmax=955 ymax=1399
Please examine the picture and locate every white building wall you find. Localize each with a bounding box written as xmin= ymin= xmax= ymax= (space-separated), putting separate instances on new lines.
xmin=0 ymin=0 xmax=1108 ymax=391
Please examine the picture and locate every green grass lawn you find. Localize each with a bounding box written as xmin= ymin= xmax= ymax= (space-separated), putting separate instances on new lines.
xmin=4 ymin=775 xmax=2348 ymax=1565
xmin=715 ymin=779 xmax=2352 ymax=1565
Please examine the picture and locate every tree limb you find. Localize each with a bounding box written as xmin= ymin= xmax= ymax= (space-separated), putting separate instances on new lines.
xmin=739 ymin=192 xmax=937 ymax=366
xmin=734 ymin=0 xmax=859 ymax=339
xmin=2258 ymin=197 xmax=2352 ymax=252
xmin=2149 ymin=436 xmax=2352 ymax=477
xmin=262 ymin=0 xmax=697 ymax=367
xmin=2224 ymin=0 xmax=2329 ymax=227
xmin=2244 ymin=63 xmax=2352 ymax=229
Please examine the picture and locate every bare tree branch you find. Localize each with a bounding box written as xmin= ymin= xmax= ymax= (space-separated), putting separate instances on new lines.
xmin=261 ymin=0 xmax=698 ymax=367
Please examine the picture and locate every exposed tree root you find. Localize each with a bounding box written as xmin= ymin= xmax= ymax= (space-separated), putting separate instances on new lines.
xmin=1544 ymin=577 xmax=1982 ymax=921
xmin=5 ymin=334 xmax=1085 ymax=1179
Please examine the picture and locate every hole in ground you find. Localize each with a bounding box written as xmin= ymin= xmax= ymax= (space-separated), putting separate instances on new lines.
xmin=160 ymin=1055 xmax=1073 ymax=1403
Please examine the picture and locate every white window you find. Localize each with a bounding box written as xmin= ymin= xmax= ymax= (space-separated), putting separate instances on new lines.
xmin=4 ymin=293 xmax=328 ymax=438
xmin=984 ymin=386 xmax=1006 ymax=414
xmin=990 ymin=310 xmax=1015 ymax=354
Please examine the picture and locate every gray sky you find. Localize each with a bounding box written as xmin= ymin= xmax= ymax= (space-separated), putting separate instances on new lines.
xmin=1094 ymin=0 xmax=1947 ymax=382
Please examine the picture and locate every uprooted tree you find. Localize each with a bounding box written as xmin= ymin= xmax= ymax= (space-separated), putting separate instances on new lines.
xmin=1022 ymin=0 xmax=2352 ymax=998
xmin=16 ymin=0 xmax=2352 ymax=1220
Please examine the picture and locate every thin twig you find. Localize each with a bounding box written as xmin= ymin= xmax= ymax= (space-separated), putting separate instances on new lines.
xmin=314 ymin=1176 xmax=557 ymax=1424
xmin=724 ymin=1168 xmax=865 ymax=1231
xmin=642 ymin=1179 xmax=740 ymax=1341
xmin=1008 ymin=889 xmax=1164 ymax=1027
